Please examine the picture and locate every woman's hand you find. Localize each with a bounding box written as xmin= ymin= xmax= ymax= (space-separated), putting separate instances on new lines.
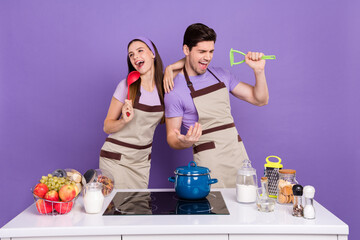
xmin=163 ymin=58 xmax=185 ymax=93
xmin=245 ymin=52 xmax=266 ymax=73
xmin=164 ymin=65 xmax=175 ymax=93
xmin=121 ymin=99 xmax=134 ymax=123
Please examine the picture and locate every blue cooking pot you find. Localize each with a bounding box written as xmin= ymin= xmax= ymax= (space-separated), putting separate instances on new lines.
xmin=168 ymin=161 xmax=218 ymax=200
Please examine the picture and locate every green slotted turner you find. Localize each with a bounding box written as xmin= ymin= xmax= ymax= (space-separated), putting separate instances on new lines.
xmin=230 ymin=48 xmax=276 ymax=66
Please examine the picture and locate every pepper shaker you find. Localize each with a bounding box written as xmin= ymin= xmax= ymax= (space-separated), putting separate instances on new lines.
xmin=292 ymin=184 xmax=303 ymax=217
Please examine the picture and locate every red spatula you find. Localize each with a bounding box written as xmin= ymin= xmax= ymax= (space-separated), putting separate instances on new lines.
xmin=126 ymin=71 xmax=140 ymax=116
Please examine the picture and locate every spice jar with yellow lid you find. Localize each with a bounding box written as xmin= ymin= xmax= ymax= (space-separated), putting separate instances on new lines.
xmin=277 ymin=169 xmax=298 ymax=204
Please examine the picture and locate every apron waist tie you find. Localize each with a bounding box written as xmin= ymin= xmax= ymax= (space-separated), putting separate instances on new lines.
xmin=100 ymin=150 xmax=121 ymax=160
xmin=105 ymin=137 xmax=152 ymax=149
xmin=202 ymin=122 xmax=235 ymax=135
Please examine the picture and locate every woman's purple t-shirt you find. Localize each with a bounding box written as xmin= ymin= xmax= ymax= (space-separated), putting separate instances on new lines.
xmin=113 ymin=79 xmax=161 ymax=106
xmin=164 ymin=66 xmax=241 ymax=129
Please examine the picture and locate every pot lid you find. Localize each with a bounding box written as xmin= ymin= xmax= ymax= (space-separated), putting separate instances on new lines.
xmin=175 ymin=161 xmax=210 ymax=175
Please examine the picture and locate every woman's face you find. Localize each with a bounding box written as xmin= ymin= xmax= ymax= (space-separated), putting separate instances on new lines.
xmin=128 ymin=41 xmax=155 ymax=75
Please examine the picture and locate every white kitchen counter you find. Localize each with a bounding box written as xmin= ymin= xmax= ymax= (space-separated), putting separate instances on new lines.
xmin=0 ymin=189 xmax=349 ymax=240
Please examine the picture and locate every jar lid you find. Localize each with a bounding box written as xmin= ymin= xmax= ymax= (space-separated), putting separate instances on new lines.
xmin=85 ymin=181 xmax=103 ymax=190
xmin=292 ymin=184 xmax=303 ymax=196
xmin=175 ymin=161 xmax=210 ymax=176
xmin=279 ymin=169 xmax=296 ymax=174
xmin=237 ymin=159 xmax=256 ymax=176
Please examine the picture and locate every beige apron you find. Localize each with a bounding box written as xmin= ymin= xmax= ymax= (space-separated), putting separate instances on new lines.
xmin=183 ymin=67 xmax=249 ymax=188
xmin=99 ymin=90 xmax=164 ymax=189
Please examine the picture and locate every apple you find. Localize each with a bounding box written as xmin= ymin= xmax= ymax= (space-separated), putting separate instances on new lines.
xmin=58 ymin=184 xmax=76 ymax=202
xmin=74 ymin=184 xmax=80 ymax=196
xmin=54 ymin=201 xmax=73 ymax=214
xmin=44 ymin=190 xmax=59 ymax=202
xmin=33 ymin=183 xmax=49 ymax=198
xmin=36 ymin=199 xmax=53 ymax=214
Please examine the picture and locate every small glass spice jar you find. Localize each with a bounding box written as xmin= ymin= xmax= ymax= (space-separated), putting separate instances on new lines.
xmin=303 ymin=185 xmax=316 ymax=219
xmin=277 ymin=169 xmax=298 ymax=204
xmin=292 ymin=184 xmax=304 ymax=217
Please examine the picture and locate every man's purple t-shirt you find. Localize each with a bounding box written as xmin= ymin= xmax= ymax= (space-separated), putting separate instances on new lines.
xmin=113 ymin=79 xmax=161 ymax=106
xmin=164 ymin=66 xmax=241 ymax=129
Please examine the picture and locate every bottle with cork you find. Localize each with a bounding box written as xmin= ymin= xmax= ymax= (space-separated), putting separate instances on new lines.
xmin=256 ymin=177 xmax=275 ymax=212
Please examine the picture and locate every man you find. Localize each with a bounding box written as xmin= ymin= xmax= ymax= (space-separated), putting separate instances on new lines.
xmin=164 ymin=23 xmax=269 ymax=188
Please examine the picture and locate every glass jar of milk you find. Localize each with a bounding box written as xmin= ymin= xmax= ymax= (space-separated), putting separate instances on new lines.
xmin=83 ymin=182 xmax=105 ymax=214
xmin=236 ymin=159 xmax=258 ymax=203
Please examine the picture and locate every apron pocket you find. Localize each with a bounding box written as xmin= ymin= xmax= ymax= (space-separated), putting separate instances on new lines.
xmin=193 ymin=141 xmax=216 ymax=154
xmin=100 ymin=150 xmax=122 ymax=161
xmin=148 ymin=153 xmax=151 ymax=161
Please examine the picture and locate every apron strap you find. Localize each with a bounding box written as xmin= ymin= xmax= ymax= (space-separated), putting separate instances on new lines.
xmin=134 ymin=86 xmax=141 ymax=104
xmin=183 ymin=67 xmax=196 ymax=93
xmin=183 ymin=67 xmax=222 ymax=93
xmin=207 ymin=68 xmax=222 ymax=83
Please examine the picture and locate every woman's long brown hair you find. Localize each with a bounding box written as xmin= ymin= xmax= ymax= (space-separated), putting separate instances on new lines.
xmin=127 ymin=40 xmax=164 ymax=123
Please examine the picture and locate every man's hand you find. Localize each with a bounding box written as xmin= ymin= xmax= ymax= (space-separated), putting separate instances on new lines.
xmin=174 ymin=122 xmax=202 ymax=146
xmin=245 ymin=52 xmax=266 ymax=73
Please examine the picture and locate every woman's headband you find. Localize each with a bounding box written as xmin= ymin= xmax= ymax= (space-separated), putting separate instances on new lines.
xmin=129 ymin=37 xmax=156 ymax=58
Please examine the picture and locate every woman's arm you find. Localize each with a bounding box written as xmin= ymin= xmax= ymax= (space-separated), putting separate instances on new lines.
xmin=163 ymin=58 xmax=185 ymax=93
xmin=103 ymin=97 xmax=134 ymax=134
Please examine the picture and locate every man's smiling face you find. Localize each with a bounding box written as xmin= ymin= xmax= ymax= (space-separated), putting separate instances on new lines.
xmin=184 ymin=41 xmax=215 ymax=76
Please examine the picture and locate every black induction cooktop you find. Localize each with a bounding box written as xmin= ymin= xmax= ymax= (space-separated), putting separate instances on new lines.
xmin=103 ymin=191 xmax=229 ymax=215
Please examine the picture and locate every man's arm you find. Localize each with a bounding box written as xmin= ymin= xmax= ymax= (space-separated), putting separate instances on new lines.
xmin=231 ymin=52 xmax=269 ymax=106
xmin=165 ymin=117 xmax=202 ymax=149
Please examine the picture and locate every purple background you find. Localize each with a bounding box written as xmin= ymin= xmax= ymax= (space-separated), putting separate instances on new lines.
xmin=1 ymin=0 xmax=359 ymax=238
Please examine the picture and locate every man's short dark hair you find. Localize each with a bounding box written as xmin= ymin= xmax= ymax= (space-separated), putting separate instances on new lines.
xmin=183 ymin=23 xmax=217 ymax=51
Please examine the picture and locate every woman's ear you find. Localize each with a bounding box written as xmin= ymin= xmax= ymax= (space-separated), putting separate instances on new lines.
xmin=183 ymin=45 xmax=190 ymax=56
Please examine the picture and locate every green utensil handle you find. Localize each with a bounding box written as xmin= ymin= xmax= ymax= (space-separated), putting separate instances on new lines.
xmin=230 ymin=48 xmax=276 ymax=66
xmin=262 ymin=55 xmax=276 ymax=60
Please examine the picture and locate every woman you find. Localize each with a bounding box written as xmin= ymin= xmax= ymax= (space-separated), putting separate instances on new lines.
xmin=99 ymin=37 xmax=165 ymax=189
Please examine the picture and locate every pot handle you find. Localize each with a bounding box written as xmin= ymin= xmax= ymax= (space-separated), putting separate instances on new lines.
xmin=168 ymin=176 xmax=175 ymax=183
xmin=188 ymin=161 xmax=197 ymax=167
xmin=208 ymin=178 xmax=218 ymax=185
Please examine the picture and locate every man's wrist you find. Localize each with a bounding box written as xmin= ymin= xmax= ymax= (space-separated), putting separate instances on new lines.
xmin=254 ymin=68 xmax=265 ymax=75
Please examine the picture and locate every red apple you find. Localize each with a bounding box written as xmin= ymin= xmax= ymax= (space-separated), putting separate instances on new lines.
xmin=33 ymin=183 xmax=49 ymax=198
xmin=54 ymin=201 xmax=73 ymax=214
xmin=58 ymin=184 xmax=76 ymax=202
xmin=36 ymin=199 xmax=53 ymax=214
xmin=44 ymin=190 xmax=59 ymax=202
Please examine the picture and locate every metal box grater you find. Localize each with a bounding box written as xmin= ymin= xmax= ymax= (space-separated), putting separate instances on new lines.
xmin=264 ymin=156 xmax=283 ymax=198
